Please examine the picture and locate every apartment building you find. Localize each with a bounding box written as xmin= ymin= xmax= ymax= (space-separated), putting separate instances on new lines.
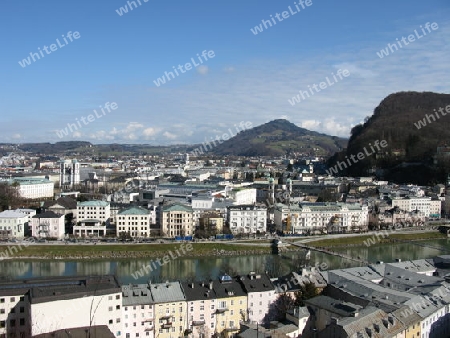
xmin=274 ymin=202 xmax=369 ymax=234
xmin=0 ymin=210 xmax=28 ymax=239
xmin=227 ymin=205 xmax=267 ymax=234
xmin=150 ymin=282 xmax=187 ymax=338
xmin=116 ymin=207 xmax=152 ymax=238
xmin=212 ymin=275 xmax=248 ymax=337
xmin=31 ymin=211 xmax=65 ymax=239
xmin=122 ymin=284 xmax=155 ymax=338
xmin=198 ymin=211 xmax=224 ymax=234
xmin=30 ymin=276 xmax=122 ymax=337
xmin=10 ymin=177 xmax=54 ymax=199
xmin=0 ymin=288 xmax=30 ymax=337
xmin=77 ymin=200 xmax=111 ymax=223
xmin=238 ymin=273 xmax=276 ymax=324
xmin=391 ymin=197 xmax=442 ymax=218
xmin=182 ymin=281 xmax=217 ymax=337
xmin=0 ymin=276 xmax=122 ymax=337
xmin=161 ymin=203 xmax=193 ymax=237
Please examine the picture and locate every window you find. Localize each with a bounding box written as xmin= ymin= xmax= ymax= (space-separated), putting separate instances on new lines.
xmin=108 ymin=296 xmax=113 ymax=300
xmin=19 ymin=307 xmax=24 ymax=313
xmin=109 ymin=306 xmax=113 ymax=311
xmin=0 ymin=321 xmax=4 ymax=328
xmin=19 ymin=319 xmax=25 ymax=326
xmin=109 ymin=319 xmax=113 ymax=324
xmin=0 ymin=299 xmax=4 ymax=304
xmin=116 ymin=305 xmax=121 ymax=310
xmin=0 ymin=309 xmax=4 ymax=314
xmin=10 ymin=297 xmax=15 ymax=302
xmin=19 ymin=297 xmax=24 ymax=302
xmin=116 ymin=295 xmax=120 ymax=300
xmin=10 ymin=320 xmax=15 ymax=327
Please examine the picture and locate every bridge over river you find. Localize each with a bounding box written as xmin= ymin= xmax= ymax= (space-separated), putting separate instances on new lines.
xmin=288 ymin=241 xmax=369 ymax=265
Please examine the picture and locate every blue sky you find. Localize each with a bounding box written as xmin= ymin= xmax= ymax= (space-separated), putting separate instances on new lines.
xmin=1 ymin=0 xmax=449 ymax=144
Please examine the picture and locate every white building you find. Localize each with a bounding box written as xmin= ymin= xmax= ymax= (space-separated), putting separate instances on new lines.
xmin=392 ymin=197 xmax=441 ymax=218
xmin=121 ymin=284 xmax=155 ymax=338
xmin=0 ymin=291 xmax=30 ymax=337
xmin=274 ymin=202 xmax=369 ymax=234
xmin=116 ymin=206 xmax=152 ymax=238
xmin=182 ymin=281 xmax=217 ymax=337
xmin=227 ymin=205 xmax=267 ymax=234
xmin=228 ymin=188 xmax=257 ymax=205
xmin=77 ymin=200 xmax=111 ymax=223
xmin=10 ymin=177 xmax=54 ymax=199
xmin=30 ymin=276 xmax=122 ymax=337
xmin=238 ymin=273 xmax=276 ymax=324
xmin=59 ymin=159 xmax=80 ymax=188
xmin=0 ymin=210 xmax=28 ymax=238
xmin=31 ymin=211 xmax=65 ymax=239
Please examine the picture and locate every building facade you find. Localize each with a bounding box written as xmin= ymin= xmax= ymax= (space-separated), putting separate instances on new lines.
xmin=161 ymin=203 xmax=194 ymax=237
xmin=0 ymin=211 xmax=28 ymax=239
xmin=227 ymin=205 xmax=267 ymax=234
xmin=31 ymin=211 xmax=65 ymax=239
xmin=116 ymin=207 xmax=152 ymax=238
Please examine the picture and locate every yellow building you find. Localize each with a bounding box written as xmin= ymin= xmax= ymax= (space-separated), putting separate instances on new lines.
xmin=198 ymin=211 xmax=224 ymax=234
xmin=161 ymin=203 xmax=194 ymax=237
xmin=393 ymin=307 xmax=421 ymax=338
xmin=150 ymin=282 xmax=188 ymax=338
xmin=212 ymin=275 xmax=248 ymax=337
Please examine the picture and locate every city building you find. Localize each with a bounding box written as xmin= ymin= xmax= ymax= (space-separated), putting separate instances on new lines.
xmin=212 ymin=275 xmax=248 ymax=337
xmin=238 ymin=273 xmax=276 ymax=324
xmin=391 ymin=197 xmax=442 ymax=218
xmin=274 ymin=202 xmax=369 ymax=234
xmin=0 ymin=210 xmax=28 ymax=239
xmin=9 ymin=177 xmax=54 ymax=199
xmin=161 ymin=203 xmax=194 ymax=237
xmin=181 ymin=281 xmax=218 ymax=338
xmin=31 ymin=211 xmax=65 ymax=239
xmin=77 ymin=200 xmax=111 ymax=223
xmin=150 ymin=281 xmax=187 ymax=338
xmin=59 ymin=159 xmax=80 ymax=188
xmin=227 ymin=205 xmax=267 ymax=234
xmin=116 ymin=206 xmax=152 ymax=238
xmin=121 ymin=283 xmax=155 ymax=338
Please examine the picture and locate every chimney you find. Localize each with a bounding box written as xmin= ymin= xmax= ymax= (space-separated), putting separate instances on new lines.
xmin=209 ymin=281 xmax=213 ymax=290
xmin=388 ymin=315 xmax=394 ymax=325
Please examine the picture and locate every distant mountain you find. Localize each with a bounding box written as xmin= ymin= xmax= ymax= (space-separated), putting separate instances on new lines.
xmin=209 ymin=119 xmax=347 ymax=157
xmin=13 ymin=141 xmax=92 ymax=154
xmin=327 ymin=91 xmax=450 ymax=184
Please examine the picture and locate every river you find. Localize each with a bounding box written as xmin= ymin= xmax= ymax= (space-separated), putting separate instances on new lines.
xmin=1 ymin=239 xmax=449 ymax=284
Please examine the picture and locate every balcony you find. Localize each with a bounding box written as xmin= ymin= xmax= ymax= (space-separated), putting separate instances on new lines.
xmin=192 ymin=321 xmax=205 ymax=326
xmin=216 ymin=308 xmax=228 ymax=314
xmin=224 ymin=327 xmax=239 ymax=332
xmin=162 ymin=322 xmax=173 ymax=329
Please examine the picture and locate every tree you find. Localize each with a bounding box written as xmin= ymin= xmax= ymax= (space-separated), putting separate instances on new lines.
xmin=263 ymin=294 xmax=294 ymax=325
xmin=0 ymin=182 xmax=23 ymax=211
xmin=294 ymin=282 xmax=318 ymax=306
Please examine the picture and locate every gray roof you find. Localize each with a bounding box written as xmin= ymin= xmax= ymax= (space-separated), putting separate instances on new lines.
xmin=28 ymin=276 xmax=121 ymax=304
xmin=149 ymin=281 xmax=186 ymax=303
xmin=305 ymin=295 xmax=362 ymax=317
xmin=122 ymin=284 xmax=154 ymax=306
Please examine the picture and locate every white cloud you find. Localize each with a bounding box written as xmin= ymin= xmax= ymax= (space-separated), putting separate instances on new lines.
xmin=197 ymin=65 xmax=209 ymax=75
xmin=163 ymin=131 xmax=177 ymax=140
